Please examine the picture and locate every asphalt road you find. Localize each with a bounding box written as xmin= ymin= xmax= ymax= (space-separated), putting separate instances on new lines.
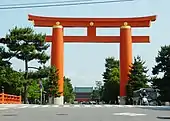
xmin=0 ymin=104 xmax=170 ymax=121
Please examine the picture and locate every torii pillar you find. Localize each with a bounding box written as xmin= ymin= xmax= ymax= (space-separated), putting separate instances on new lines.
xmin=119 ymin=22 xmax=132 ymax=104
xmin=51 ymin=23 xmax=64 ymax=105
xmin=28 ymin=14 xmax=156 ymax=105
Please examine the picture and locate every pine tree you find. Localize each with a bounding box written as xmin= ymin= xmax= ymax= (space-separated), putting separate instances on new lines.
xmin=0 ymin=38 xmax=12 ymax=67
xmin=47 ymin=66 xmax=60 ymax=98
xmin=102 ymin=57 xmax=120 ymax=104
xmin=4 ymin=27 xmax=50 ymax=103
xmin=64 ymin=77 xmax=74 ymax=103
xmin=152 ymin=45 xmax=170 ymax=101
xmin=126 ymin=56 xmax=148 ymax=97
xmin=0 ymin=38 xmax=24 ymax=95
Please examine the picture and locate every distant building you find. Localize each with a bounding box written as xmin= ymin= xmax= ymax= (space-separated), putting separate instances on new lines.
xmin=74 ymin=87 xmax=93 ymax=102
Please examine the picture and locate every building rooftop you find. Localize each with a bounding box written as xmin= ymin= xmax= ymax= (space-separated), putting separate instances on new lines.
xmin=74 ymin=87 xmax=93 ymax=93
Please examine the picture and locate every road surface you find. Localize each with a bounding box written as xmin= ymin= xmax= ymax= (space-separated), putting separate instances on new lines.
xmin=0 ymin=104 xmax=169 ymax=121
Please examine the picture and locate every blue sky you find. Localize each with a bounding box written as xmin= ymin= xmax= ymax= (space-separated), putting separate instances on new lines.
xmin=0 ymin=0 xmax=168 ymax=87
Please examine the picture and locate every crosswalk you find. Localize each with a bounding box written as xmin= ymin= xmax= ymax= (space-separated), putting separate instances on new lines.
xmin=0 ymin=104 xmax=131 ymax=110
xmin=0 ymin=104 xmax=170 ymax=110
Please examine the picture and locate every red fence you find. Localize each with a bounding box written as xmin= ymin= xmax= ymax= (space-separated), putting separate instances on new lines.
xmin=0 ymin=93 xmax=21 ymax=104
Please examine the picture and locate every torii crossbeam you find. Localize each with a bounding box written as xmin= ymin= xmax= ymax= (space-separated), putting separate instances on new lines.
xmin=28 ymin=14 xmax=156 ymax=105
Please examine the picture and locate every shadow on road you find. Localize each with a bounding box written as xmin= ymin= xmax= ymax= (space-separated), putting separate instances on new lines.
xmin=2 ymin=114 xmax=18 ymax=117
xmin=56 ymin=113 xmax=68 ymax=116
xmin=157 ymin=116 xmax=170 ymax=119
xmin=137 ymin=106 xmax=170 ymax=111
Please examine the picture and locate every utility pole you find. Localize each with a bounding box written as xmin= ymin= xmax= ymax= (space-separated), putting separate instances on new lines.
xmin=39 ymin=79 xmax=43 ymax=105
xmin=43 ymin=91 xmax=47 ymax=104
xmin=95 ymin=81 xmax=102 ymax=102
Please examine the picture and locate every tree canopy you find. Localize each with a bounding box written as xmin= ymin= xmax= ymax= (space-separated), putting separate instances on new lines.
xmin=152 ymin=45 xmax=170 ymax=101
xmin=126 ymin=56 xmax=149 ymax=98
xmin=5 ymin=27 xmax=50 ymax=64
xmin=0 ymin=66 xmax=24 ymax=95
xmin=3 ymin=27 xmax=50 ymax=103
xmin=91 ymin=81 xmax=102 ymax=102
xmin=102 ymin=57 xmax=120 ymax=104
xmin=0 ymin=38 xmax=24 ymax=95
xmin=0 ymin=27 xmax=75 ymax=104
xmin=64 ymin=77 xmax=74 ymax=103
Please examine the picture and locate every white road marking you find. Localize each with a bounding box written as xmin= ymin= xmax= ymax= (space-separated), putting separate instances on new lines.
xmin=113 ymin=112 xmax=147 ymax=116
xmin=115 ymin=105 xmax=124 ymax=107
xmin=0 ymin=104 xmax=18 ymax=108
xmin=31 ymin=105 xmax=40 ymax=108
xmin=18 ymin=105 xmax=29 ymax=109
xmin=125 ymin=105 xmax=134 ymax=108
xmin=84 ymin=105 xmax=91 ymax=107
xmin=0 ymin=104 xmax=168 ymax=110
xmin=0 ymin=108 xmax=8 ymax=110
xmin=63 ymin=105 xmax=70 ymax=107
xmin=95 ymin=105 xmax=102 ymax=107
xmin=74 ymin=105 xmax=80 ymax=107
xmin=42 ymin=105 xmax=49 ymax=108
xmin=104 ymin=105 xmax=113 ymax=107
xmin=52 ymin=105 xmax=59 ymax=107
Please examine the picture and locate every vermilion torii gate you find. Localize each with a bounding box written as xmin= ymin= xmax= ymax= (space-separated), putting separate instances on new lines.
xmin=28 ymin=14 xmax=156 ymax=105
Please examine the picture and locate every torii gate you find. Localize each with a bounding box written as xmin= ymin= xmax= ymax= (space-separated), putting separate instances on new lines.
xmin=28 ymin=14 xmax=156 ymax=105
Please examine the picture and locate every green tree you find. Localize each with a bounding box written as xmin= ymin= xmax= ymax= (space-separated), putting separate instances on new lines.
xmin=0 ymin=38 xmax=24 ymax=95
xmin=91 ymin=88 xmax=98 ymax=101
xmin=28 ymin=66 xmax=52 ymax=79
xmin=64 ymin=77 xmax=74 ymax=103
xmin=0 ymin=42 xmax=12 ymax=67
xmin=152 ymin=45 xmax=170 ymax=101
xmin=46 ymin=66 xmax=60 ymax=98
xmin=0 ymin=67 xmax=24 ymax=95
xmin=102 ymin=57 xmax=119 ymax=104
xmin=28 ymin=66 xmax=61 ymax=100
xmin=4 ymin=27 xmax=50 ymax=103
xmin=126 ymin=56 xmax=148 ymax=98
xmin=91 ymin=81 xmax=102 ymax=102
xmin=27 ymin=79 xmax=41 ymax=103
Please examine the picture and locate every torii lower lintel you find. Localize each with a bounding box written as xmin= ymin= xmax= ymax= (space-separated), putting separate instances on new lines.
xmin=45 ymin=35 xmax=150 ymax=43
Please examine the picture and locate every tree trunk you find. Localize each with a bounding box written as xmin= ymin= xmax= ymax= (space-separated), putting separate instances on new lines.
xmin=24 ymin=59 xmax=28 ymax=104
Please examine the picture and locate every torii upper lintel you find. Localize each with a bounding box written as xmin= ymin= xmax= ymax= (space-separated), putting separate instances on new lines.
xmin=28 ymin=14 xmax=156 ymax=27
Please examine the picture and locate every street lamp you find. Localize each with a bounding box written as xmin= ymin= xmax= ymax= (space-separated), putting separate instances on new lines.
xmin=1 ymin=86 xmax=4 ymax=93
